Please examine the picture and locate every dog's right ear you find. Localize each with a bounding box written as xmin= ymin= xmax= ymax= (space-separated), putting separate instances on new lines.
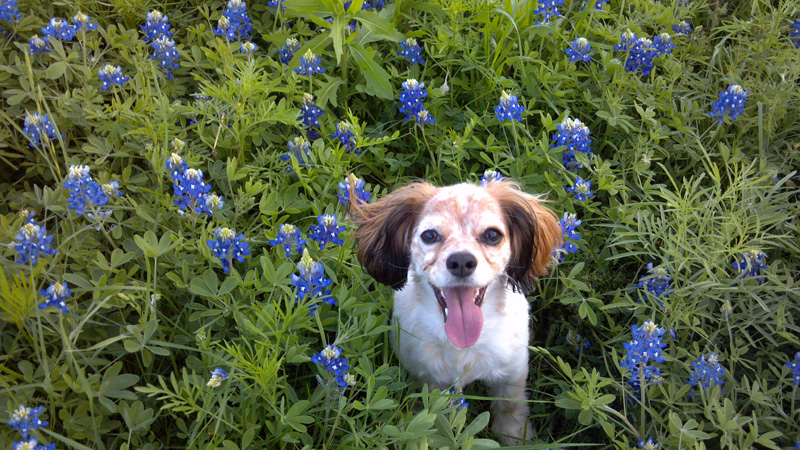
xmin=349 ymin=181 xmax=436 ymax=290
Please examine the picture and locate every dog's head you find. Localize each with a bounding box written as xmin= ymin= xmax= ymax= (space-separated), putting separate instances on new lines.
xmin=349 ymin=178 xmax=562 ymax=348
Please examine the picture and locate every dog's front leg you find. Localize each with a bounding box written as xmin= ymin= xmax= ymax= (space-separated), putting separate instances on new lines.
xmin=488 ymin=370 xmax=533 ymax=446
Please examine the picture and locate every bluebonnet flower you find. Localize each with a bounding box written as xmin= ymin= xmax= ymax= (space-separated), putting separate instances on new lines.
xmin=8 ymin=405 xmax=48 ymax=437
xmin=688 ymin=352 xmax=727 ymax=391
xmin=565 ymin=37 xmax=592 ymax=62
xmin=439 ymin=388 xmax=469 ymax=411
xmin=673 ymin=21 xmax=692 ymax=36
xmin=731 ymin=249 xmax=767 ymax=282
xmin=295 ymin=49 xmax=325 ymax=76
xmin=553 ymin=117 xmax=592 ymax=171
xmin=22 ymin=113 xmax=59 ymax=147
xmin=634 ymin=263 xmax=673 ymax=307
xmin=169 ymin=159 xmax=223 ymax=216
xmin=791 ymin=16 xmax=800 ymax=48
xmin=241 ymin=41 xmax=257 ymax=54
xmin=494 ymin=91 xmax=525 ymax=122
xmin=150 ymin=36 xmax=180 ymax=80
xmin=398 ymin=79 xmax=429 ymax=121
xmin=300 ymin=93 xmax=325 ymax=140
xmin=63 ymin=165 xmax=117 ymax=217
xmin=534 ymin=0 xmax=563 ymax=24
xmin=213 ymin=16 xmax=236 ymax=40
xmin=638 ymin=437 xmax=661 ymax=450
xmin=281 ymin=136 xmax=313 ymax=173
xmin=309 ymin=214 xmax=345 ymax=250
xmin=42 ymin=18 xmax=76 ymax=41
xmin=141 ymin=10 xmax=172 ymax=41
xmin=710 ymin=84 xmax=747 ymax=122
xmin=653 ymin=33 xmax=674 ymax=55
xmin=267 ymin=0 xmax=285 ymax=9
xmin=312 ymin=344 xmax=355 ymax=388
xmin=29 ymin=35 xmax=51 ymax=55
xmin=625 ymin=37 xmax=658 ymax=76
xmin=0 ymin=0 xmax=21 ymax=23
xmin=269 ymin=223 xmax=305 ymax=258
xmin=620 ymin=320 xmax=667 ymax=397
xmin=207 ymin=227 xmax=250 ymax=274
xmin=337 ymin=174 xmax=371 ymax=205
xmin=206 ymin=368 xmax=229 ymax=388
xmin=215 ymin=0 xmax=253 ymax=40
xmin=167 ymin=152 xmax=188 ymax=180
xmin=480 ymin=169 xmax=503 ymax=186
xmin=614 ymin=29 xmax=638 ymax=51
xmin=13 ymin=220 xmax=57 ymax=265
xmin=398 ymin=38 xmax=425 ymax=65
xmin=555 ymin=212 xmax=581 ymax=261
xmin=785 ymin=352 xmax=800 ymax=386
xmin=331 ymin=122 xmax=358 ymax=153
xmin=565 ymin=330 xmax=591 ymax=353
xmin=415 ymin=110 xmax=436 ymax=127
xmin=279 ymin=38 xmax=302 ymax=64
xmin=39 ymin=282 xmax=71 ymax=313
xmin=12 ymin=437 xmax=55 ymax=450
xmin=582 ymin=0 xmax=609 ymax=9
xmin=72 ymin=11 xmax=98 ymax=33
xmin=292 ymin=249 xmax=334 ymax=314
xmin=98 ymin=64 xmax=129 ymax=91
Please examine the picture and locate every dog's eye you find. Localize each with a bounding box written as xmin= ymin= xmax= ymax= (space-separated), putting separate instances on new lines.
xmin=482 ymin=228 xmax=503 ymax=245
xmin=420 ymin=229 xmax=440 ymax=244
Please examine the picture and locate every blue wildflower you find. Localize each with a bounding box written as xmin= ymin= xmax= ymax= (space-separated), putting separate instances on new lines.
xmin=206 ymin=368 xmax=229 ymax=388
xmin=279 ymin=38 xmax=302 ymax=64
xmin=171 ymin=166 xmax=222 ymax=216
xmin=29 ymin=35 xmax=51 ymax=55
xmin=653 ymin=33 xmax=674 ymax=55
xmin=309 ymin=214 xmax=345 ymax=250
xmin=565 ymin=37 xmax=592 ymax=62
xmin=553 ymin=117 xmax=592 ymax=171
xmin=791 ymin=16 xmax=800 ymax=48
xmin=415 ymin=110 xmax=436 ymax=127
xmin=556 ymin=212 xmax=581 ymax=261
xmin=0 ymin=0 xmax=21 ymax=23
xmin=22 ymin=113 xmax=59 ymax=147
xmin=398 ymin=79 xmax=429 ymax=121
xmin=141 ymin=10 xmax=172 ymax=42
xmin=241 ymin=41 xmax=257 ymax=54
xmin=337 ymin=174 xmax=371 ymax=205
xmin=731 ymin=249 xmax=767 ymax=282
xmin=215 ymin=0 xmax=253 ymax=40
xmin=292 ymin=249 xmax=334 ymax=313
xmin=330 ymin=121 xmax=357 ymax=153
xmin=267 ymin=0 xmax=285 ymax=9
xmin=480 ymin=169 xmax=503 ymax=186
xmin=634 ymin=263 xmax=673 ymax=307
xmin=269 ymin=223 xmax=305 ymax=258
xmin=13 ymin=220 xmax=57 ymax=265
xmin=582 ymin=0 xmax=608 ymax=9
xmin=167 ymin=152 xmax=188 ymax=180
xmin=638 ymin=437 xmax=661 ymax=450
xmin=213 ymin=16 xmax=236 ymax=40
xmin=98 ymin=64 xmax=129 ymax=91
xmin=12 ymin=438 xmax=55 ymax=450
xmin=300 ymin=93 xmax=325 ymax=140
xmin=614 ymin=29 xmax=638 ymax=51
xmin=8 ymin=405 xmax=48 ymax=437
xmin=620 ymin=320 xmax=667 ymax=397
xmin=281 ymin=136 xmax=313 ymax=173
xmin=565 ymin=330 xmax=590 ymax=354
xmin=534 ymin=0 xmax=563 ymax=24
xmin=784 ymin=351 xmax=800 ymax=386
xmin=439 ymin=388 xmax=469 ymax=412
xmin=625 ymin=37 xmax=657 ymax=76
xmin=688 ymin=352 xmax=727 ymax=391
xmin=673 ymin=21 xmax=692 ymax=36
xmin=710 ymin=84 xmax=748 ymax=122
xmin=312 ymin=344 xmax=354 ymax=388
xmin=398 ymin=38 xmax=425 ymax=65
xmin=494 ymin=91 xmax=525 ymax=122
xmin=63 ymin=165 xmax=117 ymax=217
xmin=39 ymin=281 xmax=71 ymax=313
xmin=150 ymin=35 xmax=180 ymax=80
xmin=295 ymin=49 xmax=325 ymax=76
xmin=42 ymin=17 xmax=76 ymax=41
xmin=207 ymin=227 xmax=250 ymax=274
xmin=72 ymin=11 xmax=98 ymax=33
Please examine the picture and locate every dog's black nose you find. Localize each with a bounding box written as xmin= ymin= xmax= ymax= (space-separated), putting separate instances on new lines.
xmin=446 ymin=252 xmax=477 ymax=278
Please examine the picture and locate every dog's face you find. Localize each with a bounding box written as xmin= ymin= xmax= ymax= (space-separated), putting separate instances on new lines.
xmin=350 ymin=178 xmax=561 ymax=348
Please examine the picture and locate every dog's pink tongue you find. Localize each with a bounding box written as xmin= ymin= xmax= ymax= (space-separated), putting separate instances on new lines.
xmin=443 ymin=287 xmax=483 ymax=348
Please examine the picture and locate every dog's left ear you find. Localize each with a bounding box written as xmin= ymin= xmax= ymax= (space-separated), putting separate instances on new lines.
xmin=486 ymin=180 xmax=562 ymax=293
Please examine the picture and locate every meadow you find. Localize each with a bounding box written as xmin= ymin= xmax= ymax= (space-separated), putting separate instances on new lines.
xmin=1 ymin=0 xmax=799 ymax=448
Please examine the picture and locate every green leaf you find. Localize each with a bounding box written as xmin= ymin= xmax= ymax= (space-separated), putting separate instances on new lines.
xmin=353 ymin=11 xmax=404 ymax=41
xmin=464 ymin=411 xmax=490 ymax=436
xmin=349 ymin=43 xmax=394 ymax=100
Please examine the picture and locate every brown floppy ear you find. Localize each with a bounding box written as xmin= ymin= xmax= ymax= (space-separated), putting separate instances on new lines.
xmin=349 ymin=181 xmax=436 ymax=290
xmin=485 ymin=180 xmax=562 ymax=293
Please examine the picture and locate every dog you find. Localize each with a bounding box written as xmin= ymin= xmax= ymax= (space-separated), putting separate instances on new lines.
xmin=349 ymin=177 xmax=561 ymax=444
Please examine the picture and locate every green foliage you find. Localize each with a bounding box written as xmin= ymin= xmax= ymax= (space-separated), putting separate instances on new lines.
xmin=1 ymin=0 xmax=800 ymax=448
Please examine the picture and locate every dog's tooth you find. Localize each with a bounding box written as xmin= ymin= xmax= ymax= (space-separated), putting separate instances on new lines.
xmin=444 ymin=307 xmax=448 ymax=317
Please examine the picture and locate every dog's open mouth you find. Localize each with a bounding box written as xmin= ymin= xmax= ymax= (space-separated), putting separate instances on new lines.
xmin=433 ymin=285 xmax=487 ymax=348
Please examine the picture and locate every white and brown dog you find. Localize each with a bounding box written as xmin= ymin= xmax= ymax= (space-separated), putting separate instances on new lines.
xmin=349 ymin=178 xmax=561 ymax=444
